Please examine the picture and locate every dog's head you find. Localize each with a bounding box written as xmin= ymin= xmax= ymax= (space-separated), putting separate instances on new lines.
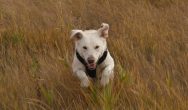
xmin=71 ymin=23 xmax=109 ymax=69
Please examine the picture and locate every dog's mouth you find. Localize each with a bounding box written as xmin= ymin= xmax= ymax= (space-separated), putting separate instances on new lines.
xmin=87 ymin=63 xmax=96 ymax=70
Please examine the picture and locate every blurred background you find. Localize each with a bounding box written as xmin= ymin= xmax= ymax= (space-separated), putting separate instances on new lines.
xmin=0 ymin=0 xmax=188 ymax=109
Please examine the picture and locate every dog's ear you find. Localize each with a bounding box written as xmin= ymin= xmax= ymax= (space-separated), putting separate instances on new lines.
xmin=98 ymin=23 xmax=109 ymax=38
xmin=70 ymin=30 xmax=83 ymax=40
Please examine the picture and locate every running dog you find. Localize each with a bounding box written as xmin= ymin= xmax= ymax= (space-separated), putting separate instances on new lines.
xmin=71 ymin=23 xmax=114 ymax=87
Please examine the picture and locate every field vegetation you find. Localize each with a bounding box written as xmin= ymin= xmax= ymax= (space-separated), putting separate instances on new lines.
xmin=0 ymin=0 xmax=188 ymax=109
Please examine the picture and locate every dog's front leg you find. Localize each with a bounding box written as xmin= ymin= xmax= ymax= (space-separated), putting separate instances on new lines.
xmin=101 ymin=65 xmax=114 ymax=87
xmin=75 ymin=70 xmax=90 ymax=87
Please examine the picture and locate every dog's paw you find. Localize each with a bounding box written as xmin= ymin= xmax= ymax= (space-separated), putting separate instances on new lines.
xmin=100 ymin=76 xmax=109 ymax=87
xmin=80 ymin=78 xmax=90 ymax=87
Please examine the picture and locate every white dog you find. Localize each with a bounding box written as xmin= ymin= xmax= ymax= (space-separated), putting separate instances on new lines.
xmin=71 ymin=23 xmax=114 ymax=87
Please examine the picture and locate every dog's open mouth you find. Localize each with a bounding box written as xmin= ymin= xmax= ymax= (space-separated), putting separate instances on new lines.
xmin=87 ymin=63 xmax=96 ymax=70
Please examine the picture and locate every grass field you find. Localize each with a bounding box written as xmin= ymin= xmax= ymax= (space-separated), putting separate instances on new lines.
xmin=0 ymin=0 xmax=188 ymax=109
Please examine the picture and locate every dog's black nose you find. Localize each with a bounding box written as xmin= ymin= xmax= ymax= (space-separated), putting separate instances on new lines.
xmin=87 ymin=57 xmax=95 ymax=64
xmin=88 ymin=59 xmax=94 ymax=64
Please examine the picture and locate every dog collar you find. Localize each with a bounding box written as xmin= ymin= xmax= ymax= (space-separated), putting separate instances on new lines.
xmin=76 ymin=49 xmax=108 ymax=78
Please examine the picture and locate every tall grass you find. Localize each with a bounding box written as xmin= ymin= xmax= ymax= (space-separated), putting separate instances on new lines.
xmin=0 ymin=0 xmax=188 ymax=109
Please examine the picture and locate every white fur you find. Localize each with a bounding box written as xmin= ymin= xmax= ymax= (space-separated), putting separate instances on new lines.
xmin=71 ymin=23 xmax=114 ymax=87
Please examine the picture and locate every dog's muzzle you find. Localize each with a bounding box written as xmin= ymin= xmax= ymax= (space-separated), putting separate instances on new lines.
xmin=87 ymin=56 xmax=96 ymax=70
xmin=76 ymin=49 xmax=108 ymax=78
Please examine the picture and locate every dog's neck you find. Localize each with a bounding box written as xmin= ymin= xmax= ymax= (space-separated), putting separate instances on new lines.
xmin=76 ymin=49 xmax=108 ymax=78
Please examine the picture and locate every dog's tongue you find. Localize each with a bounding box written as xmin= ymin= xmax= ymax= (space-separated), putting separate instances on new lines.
xmin=87 ymin=63 xmax=96 ymax=70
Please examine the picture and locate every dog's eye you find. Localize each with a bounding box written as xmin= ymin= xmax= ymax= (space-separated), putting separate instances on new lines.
xmin=95 ymin=45 xmax=99 ymax=49
xmin=83 ymin=46 xmax=87 ymax=50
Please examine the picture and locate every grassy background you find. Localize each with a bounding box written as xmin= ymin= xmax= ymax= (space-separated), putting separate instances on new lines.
xmin=0 ymin=0 xmax=188 ymax=109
